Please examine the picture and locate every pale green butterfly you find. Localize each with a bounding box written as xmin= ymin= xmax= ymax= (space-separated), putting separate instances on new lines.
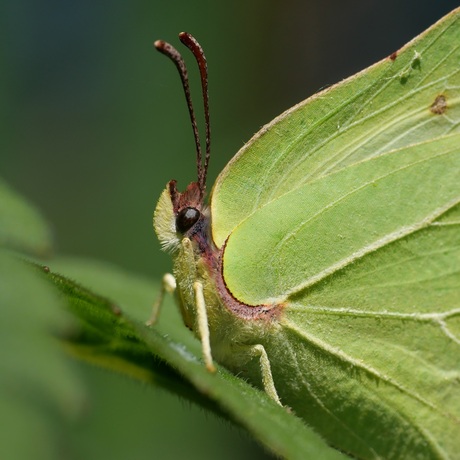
xmin=152 ymin=9 xmax=460 ymax=460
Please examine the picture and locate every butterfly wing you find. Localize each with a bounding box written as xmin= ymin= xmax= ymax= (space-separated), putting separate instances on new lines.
xmin=222 ymin=136 xmax=460 ymax=304
xmin=210 ymin=8 xmax=460 ymax=458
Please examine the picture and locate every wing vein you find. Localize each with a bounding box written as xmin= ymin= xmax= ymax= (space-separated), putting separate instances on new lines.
xmin=274 ymin=196 xmax=460 ymax=302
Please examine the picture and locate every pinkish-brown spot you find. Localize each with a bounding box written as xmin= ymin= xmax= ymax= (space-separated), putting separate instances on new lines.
xmin=389 ymin=51 xmax=398 ymax=61
xmin=430 ymin=95 xmax=447 ymax=115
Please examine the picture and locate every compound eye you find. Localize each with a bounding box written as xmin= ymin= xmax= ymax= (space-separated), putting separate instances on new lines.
xmin=176 ymin=207 xmax=200 ymax=233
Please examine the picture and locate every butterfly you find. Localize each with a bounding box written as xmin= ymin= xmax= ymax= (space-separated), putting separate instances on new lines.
xmin=152 ymin=9 xmax=460 ymax=459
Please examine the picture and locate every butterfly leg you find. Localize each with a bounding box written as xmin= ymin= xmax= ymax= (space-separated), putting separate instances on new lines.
xmin=193 ymin=280 xmax=216 ymax=373
xmin=249 ymin=344 xmax=281 ymax=405
xmin=146 ymin=273 xmax=176 ymax=326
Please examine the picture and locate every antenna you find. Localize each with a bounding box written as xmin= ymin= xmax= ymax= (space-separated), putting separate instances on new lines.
xmin=179 ymin=32 xmax=210 ymax=191
xmin=154 ymin=33 xmax=211 ymax=194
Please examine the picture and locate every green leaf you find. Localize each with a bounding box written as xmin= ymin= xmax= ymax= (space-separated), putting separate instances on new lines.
xmin=48 ymin=257 xmax=349 ymax=460
xmin=0 ymin=251 xmax=84 ymax=460
xmin=0 ymin=178 xmax=53 ymax=256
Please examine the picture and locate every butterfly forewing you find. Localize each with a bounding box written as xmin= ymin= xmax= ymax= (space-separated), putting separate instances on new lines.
xmin=211 ymin=10 xmax=460 ymax=248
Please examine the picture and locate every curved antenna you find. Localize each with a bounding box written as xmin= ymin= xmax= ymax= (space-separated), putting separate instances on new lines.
xmin=179 ymin=32 xmax=211 ymax=191
xmin=154 ymin=39 xmax=203 ymax=188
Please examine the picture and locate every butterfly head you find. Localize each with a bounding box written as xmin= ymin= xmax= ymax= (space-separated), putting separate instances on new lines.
xmin=153 ymin=33 xmax=211 ymax=253
xmin=154 ymin=179 xmax=206 ymax=252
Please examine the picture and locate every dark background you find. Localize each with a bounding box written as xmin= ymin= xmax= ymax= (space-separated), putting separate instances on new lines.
xmin=2 ymin=2 xmax=458 ymax=459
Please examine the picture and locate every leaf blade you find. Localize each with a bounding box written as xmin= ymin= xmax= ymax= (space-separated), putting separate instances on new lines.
xmin=0 ymin=251 xmax=83 ymax=460
xmin=0 ymin=179 xmax=53 ymax=256
xmin=49 ymin=257 xmax=350 ymax=460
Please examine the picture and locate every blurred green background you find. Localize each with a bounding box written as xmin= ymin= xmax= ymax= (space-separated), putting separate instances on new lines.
xmin=2 ymin=1 xmax=458 ymax=459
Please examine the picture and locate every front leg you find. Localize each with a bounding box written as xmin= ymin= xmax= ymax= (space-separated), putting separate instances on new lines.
xmin=193 ymin=280 xmax=216 ymax=373
xmin=146 ymin=273 xmax=176 ymax=326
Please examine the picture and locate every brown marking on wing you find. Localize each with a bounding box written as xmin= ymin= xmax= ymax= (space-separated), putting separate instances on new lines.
xmin=430 ymin=94 xmax=447 ymax=115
